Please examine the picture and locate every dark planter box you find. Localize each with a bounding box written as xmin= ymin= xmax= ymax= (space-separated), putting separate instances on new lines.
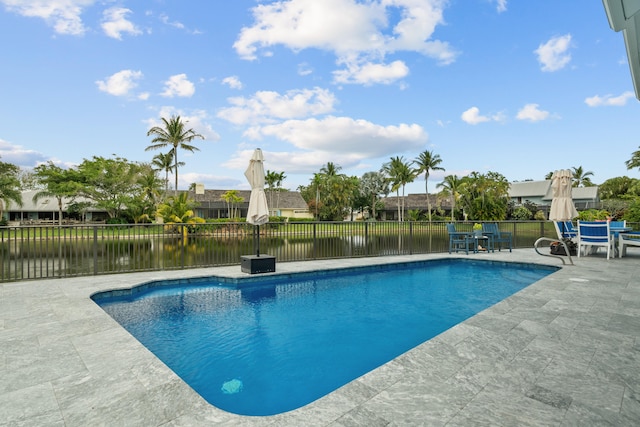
xmin=550 ymin=241 xmax=577 ymax=256
xmin=241 ymin=255 xmax=276 ymax=274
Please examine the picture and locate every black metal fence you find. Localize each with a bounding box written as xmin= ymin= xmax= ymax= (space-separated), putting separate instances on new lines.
xmin=0 ymin=221 xmax=559 ymax=283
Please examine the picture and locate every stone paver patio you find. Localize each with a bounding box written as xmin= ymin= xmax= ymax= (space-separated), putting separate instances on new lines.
xmin=1 ymin=249 xmax=639 ymax=426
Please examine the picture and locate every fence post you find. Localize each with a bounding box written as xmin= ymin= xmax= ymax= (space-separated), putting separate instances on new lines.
xmin=409 ymin=222 xmax=413 ymax=255
xmin=313 ymin=222 xmax=317 ymax=259
xmin=181 ymin=225 xmax=186 ymax=269
xmin=365 ymin=222 xmax=369 ymax=256
xmin=93 ymin=226 xmax=98 ymax=275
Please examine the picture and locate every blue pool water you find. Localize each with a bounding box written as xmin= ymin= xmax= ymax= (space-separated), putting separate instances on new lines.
xmin=93 ymin=259 xmax=556 ymax=416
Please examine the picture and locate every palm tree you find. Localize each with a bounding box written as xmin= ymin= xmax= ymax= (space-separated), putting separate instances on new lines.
xmin=274 ymin=171 xmax=286 ymax=212
xmin=146 ymin=116 xmax=204 ymax=196
xmin=320 ymin=162 xmax=341 ymax=177
xmin=0 ymin=158 xmax=22 ymax=221
xmin=413 ymin=150 xmax=444 ymax=222
xmin=626 ymin=146 xmax=640 ymax=171
xmin=221 ymin=190 xmax=244 ymax=219
xmin=265 ymin=170 xmax=279 ymax=212
xmin=437 ymin=175 xmax=462 ymax=221
xmin=156 ymin=192 xmax=205 ymax=241
xmin=151 ymin=151 xmax=182 ymax=194
xmin=571 ymin=166 xmax=594 ymax=187
xmin=383 ymin=156 xmax=416 ymax=222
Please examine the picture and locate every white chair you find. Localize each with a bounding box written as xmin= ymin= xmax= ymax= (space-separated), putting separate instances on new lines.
xmin=577 ymin=221 xmax=614 ymax=260
xmin=619 ymin=232 xmax=640 ymax=258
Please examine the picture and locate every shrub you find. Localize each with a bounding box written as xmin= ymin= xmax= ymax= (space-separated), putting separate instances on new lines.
xmin=512 ymin=206 xmax=532 ymax=220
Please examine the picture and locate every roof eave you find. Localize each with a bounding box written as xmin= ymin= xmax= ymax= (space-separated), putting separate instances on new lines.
xmin=603 ymin=0 xmax=640 ymax=100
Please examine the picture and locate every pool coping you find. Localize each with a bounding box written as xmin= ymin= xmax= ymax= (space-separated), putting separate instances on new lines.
xmin=2 ymin=249 xmax=639 ymax=426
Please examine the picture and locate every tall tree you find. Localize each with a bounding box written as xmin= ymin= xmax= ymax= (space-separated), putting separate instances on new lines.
xmin=127 ymin=163 xmax=163 ymax=223
xmin=457 ymin=171 xmax=510 ymax=220
xmin=360 ymin=170 xmax=389 ymax=220
xmin=265 ymin=170 xmax=279 ymax=212
xmin=625 ymin=146 xmax=640 ymax=171
xmin=571 ymin=166 xmax=594 ymax=187
xmin=274 ymin=171 xmax=286 ymax=211
xmin=0 ymin=157 xmax=22 ymax=221
xmin=32 ymin=162 xmax=81 ymax=225
xmin=437 ymin=174 xmax=462 ymax=221
xmin=383 ymin=156 xmax=416 ymax=222
xmin=299 ymin=163 xmax=353 ymax=220
xmin=221 ymin=190 xmax=244 ymax=219
xmin=146 ymin=116 xmax=204 ymax=196
xmin=413 ymin=150 xmax=444 ymax=222
xmin=151 ymin=151 xmax=182 ymax=194
xmin=76 ymin=156 xmax=145 ymax=219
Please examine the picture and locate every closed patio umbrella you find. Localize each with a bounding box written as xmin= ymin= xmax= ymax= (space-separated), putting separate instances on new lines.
xmin=549 ymin=169 xmax=578 ymax=222
xmin=244 ymin=148 xmax=270 ymax=256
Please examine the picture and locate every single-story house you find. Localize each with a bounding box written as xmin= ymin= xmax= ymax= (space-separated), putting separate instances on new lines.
xmin=3 ymin=190 xmax=108 ymax=224
xmin=3 ymin=189 xmax=313 ymax=224
xmin=509 ymin=180 xmax=600 ymax=211
xmin=188 ymin=189 xmax=313 ymax=220
xmin=377 ymin=180 xmax=600 ymax=220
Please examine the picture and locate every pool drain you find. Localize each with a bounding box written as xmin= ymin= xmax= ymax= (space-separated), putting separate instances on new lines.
xmin=221 ymin=378 xmax=243 ymax=394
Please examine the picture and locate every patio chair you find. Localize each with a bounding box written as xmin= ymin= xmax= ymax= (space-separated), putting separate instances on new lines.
xmin=577 ymin=221 xmax=614 ymax=260
xmin=553 ymin=221 xmax=578 ymax=241
xmin=618 ymin=232 xmax=640 ymax=257
xmin=446 ymin=223 xmax=473 ymax=255
xmin=481 ymin=222 xmax=512 ymax=252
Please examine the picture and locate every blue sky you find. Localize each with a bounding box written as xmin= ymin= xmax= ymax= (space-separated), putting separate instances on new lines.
xmin=1 ymin=0 xmax=638 ymax=195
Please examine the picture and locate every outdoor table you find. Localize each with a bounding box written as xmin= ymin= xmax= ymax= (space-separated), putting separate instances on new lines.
xmin=469 ymin=234 xmax=494 ymax=253
xmin=611 ymin=226 xmax=632 ymax=257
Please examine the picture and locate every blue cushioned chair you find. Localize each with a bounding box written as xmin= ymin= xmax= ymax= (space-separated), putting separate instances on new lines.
xmin=553 ymin=221 xmax=578 ymax=241
xmin=577 ymin=221 xmax=614 ymax=260
xmin=446 ymin=223 xmax=473 ymax=255
xmin=481 ymin=222 xmax=511 ymax=252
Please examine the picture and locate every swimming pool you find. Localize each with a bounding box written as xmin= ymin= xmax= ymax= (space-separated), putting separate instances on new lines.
xmin=92 ymin=259 xmax=556 ymax=416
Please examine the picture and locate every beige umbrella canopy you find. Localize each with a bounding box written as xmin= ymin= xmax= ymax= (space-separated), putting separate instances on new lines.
xmin=549 ymin=169 xmax=578 ymax=221
xmin=244 ymin=148 xmax=269 ymax=256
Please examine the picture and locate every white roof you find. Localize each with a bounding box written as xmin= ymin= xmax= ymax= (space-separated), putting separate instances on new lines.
xmin=9 ymin=190 xmax=98 ymax=212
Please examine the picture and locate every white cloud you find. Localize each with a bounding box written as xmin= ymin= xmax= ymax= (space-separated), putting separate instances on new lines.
xmin=245 ymin=116 xmax=427 ymax=158
xmin=222 ymin=76 xmax=243 ymax=90
xmin=495 ymin=0 xmax=507 ymax=13
xmin=584 ymin=91 xmax=635 ymax=107
xmin=0 ymin=138 xmax=49 ymax=167
xmin=1 ymin=0 xmax=95 ymax=35
xmin=96 ymin=69 xmax=143 ymax=96
xmin=516 ymin=103 xmax=550 ymax=122
xmin=535 ymin=34 xmax=572 ymax=72
xmin=333 ymin=60 xmax=409 ymax=85
xmin=233 ymin=0 xmax=457 ymax=85
xmin=225 ymin=116 xmax=427 ymax=175
xmin=101 ymin=7 xmax=141 ymax=40
xmin=460 ymin=106 xmax=508 ymax=125
xmin=161 ymin=74 xmax=195 ymax=98
xmin=298 ymin=62 xmax=313 ymax=76
xmin=217 ymin=87 xmax=337 ymax=125
xmin=159 ymin=13 xmax=184 ymax=30
xmin=461 ymin=107 xmax=489 ymax=125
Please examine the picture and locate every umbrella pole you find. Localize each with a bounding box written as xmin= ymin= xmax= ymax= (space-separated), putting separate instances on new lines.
xmin=256 ymin=225 xmax=260 ymax=257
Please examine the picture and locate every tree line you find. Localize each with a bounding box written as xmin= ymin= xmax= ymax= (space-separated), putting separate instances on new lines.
xmin=3 ymin=115 xmax=640 ymax=224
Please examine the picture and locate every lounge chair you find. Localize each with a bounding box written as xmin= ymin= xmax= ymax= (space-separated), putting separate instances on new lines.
xmin=482 ymin=222 xmax=512 ymax=252
xmin=577 ymin=221 xmax=614 ymax=260
xmin=446 ymin=223 xmax=473 ymax=255
xmin=618 ymin=232 xmax=640 ymax=257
